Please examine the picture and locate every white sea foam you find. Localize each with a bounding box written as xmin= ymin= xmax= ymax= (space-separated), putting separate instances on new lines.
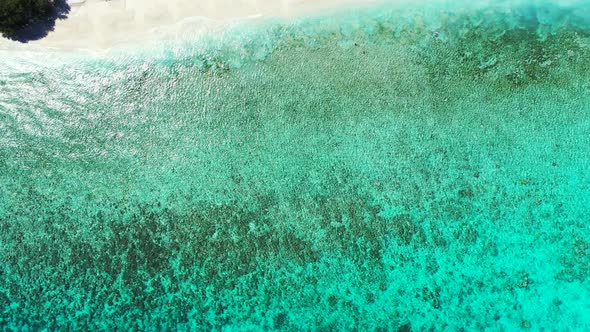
xmin=0 ymin=0 xmax=589 ymax=52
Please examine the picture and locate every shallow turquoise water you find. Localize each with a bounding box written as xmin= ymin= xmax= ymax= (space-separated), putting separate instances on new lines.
xmin=1 ymin=1 xmax=590 ymax=330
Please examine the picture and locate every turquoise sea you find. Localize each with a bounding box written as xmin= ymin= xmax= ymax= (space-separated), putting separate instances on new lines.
xmin=1 ymin=0 xmax=590 ymax=330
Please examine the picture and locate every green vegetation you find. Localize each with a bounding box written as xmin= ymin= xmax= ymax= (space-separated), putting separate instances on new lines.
xmin=0 ymin=0 xmax=54 ymax=37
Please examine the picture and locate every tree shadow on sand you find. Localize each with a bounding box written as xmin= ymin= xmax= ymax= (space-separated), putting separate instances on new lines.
xmin=8 ymin=0 xmax=71 ymax=43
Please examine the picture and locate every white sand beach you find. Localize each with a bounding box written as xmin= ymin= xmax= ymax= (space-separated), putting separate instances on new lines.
xmin=0 ymin=0 xmax=389 ymax=50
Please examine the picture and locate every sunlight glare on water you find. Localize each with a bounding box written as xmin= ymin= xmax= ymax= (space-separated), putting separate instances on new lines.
xmin=0 ymin=0 xmax=589 ymax=330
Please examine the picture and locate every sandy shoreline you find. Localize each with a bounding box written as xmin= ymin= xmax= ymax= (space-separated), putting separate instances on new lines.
xmin=0 ymin=0 xmax=392 ymax=51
